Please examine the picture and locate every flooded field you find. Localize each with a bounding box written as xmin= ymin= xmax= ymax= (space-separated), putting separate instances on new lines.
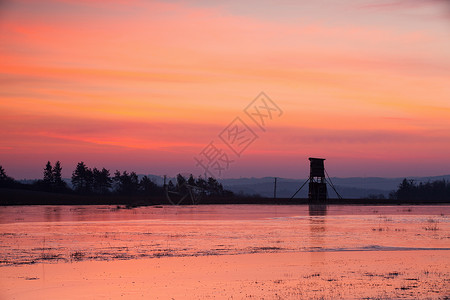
xmin=0 ymin=204 xmax=449 ymax=299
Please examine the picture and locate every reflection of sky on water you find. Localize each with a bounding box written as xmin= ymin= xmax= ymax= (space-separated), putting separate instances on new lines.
xmin=308 ymin=205 xmax=327 ymax=263
xmin=0 ymin=205 xmax=448 ymax=266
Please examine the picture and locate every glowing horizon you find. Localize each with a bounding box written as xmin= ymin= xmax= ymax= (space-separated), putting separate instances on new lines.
xmin=1 ymin=0 xmax=449 ymax=179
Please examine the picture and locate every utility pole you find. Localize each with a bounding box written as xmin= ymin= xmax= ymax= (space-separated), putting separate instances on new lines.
xmin=273 ymin=177 xmax=277 ymax=199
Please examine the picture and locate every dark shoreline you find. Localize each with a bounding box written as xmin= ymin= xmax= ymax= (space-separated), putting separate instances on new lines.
xmin=1 ymin=188 xmax=449 ymax=206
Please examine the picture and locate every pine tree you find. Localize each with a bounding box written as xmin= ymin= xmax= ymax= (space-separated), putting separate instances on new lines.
xmin=140 ymin=175 xmax=158 ymax=194
xmin=113 ymin=170 xmax=139 ymax=194
xmin=43 ymin=161 xmax=53 ymax=186
xmin=207 ymin=177 xmax=220 ymax=195
xmin=0 ymin=165 xmax=7 ymax=181
xmin=0 ymin=165 xmax=15 ymax=188
xmin=129 ymin=172 xmax=139 ymax=193
xmin=167 ymin=180 xmax=175 ymax=191
xmin=101 ymin=168 xmax=112 ymax=193
xmin=93 ymin=167 xmax=112 ymax=194
xmin=187 ymin=174 xmax=196 ymax=186
xmin=53 ymin=161 xmax=66 ymax=189
xmin=176 ymin=173 xmax=187 ymax=193
xmin=72 ymin=162 xmax=93 ymax=193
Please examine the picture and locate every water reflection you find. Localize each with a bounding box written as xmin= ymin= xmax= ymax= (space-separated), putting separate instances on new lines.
xmin=44 ymin=206 xmax=61 ymax=223
xmin=0 ymin=205 xmax=449 ymax=271
xmin=308 ymin=205 xmax=327 ymax=262
xmin=308 ymin=204 xmax=327 ymax=216
xmin=308 ymin=205 xmax=327 ymax=236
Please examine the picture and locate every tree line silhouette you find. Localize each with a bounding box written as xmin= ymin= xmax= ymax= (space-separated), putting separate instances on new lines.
xmin=389 ymin=178 xmax=450 ymax=201
xmin=0 ymin=162 xmax=232 ymax=198
xmin=2 ymin=163 xmax=449 ymax=202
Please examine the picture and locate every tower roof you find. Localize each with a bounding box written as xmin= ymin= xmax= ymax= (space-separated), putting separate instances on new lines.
xmin=309 ymin=157 xmax=325 ymax=161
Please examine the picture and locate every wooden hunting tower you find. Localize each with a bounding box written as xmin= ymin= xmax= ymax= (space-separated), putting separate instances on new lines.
xmin=289 ymin=157 xmax=342 ymax=201
xmin=308 ymin=157 xmax=327 ymax=201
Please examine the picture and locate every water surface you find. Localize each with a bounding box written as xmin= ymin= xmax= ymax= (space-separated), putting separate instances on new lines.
xmin=1 ymin=205 xmax=448 ymax=266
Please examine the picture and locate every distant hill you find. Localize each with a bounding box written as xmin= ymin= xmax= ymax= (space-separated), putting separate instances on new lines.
xmin=18 ymin=174 xmax=450 ymax=199
xmin=137 ymin=174 xmax=450 ymax=199
xmin=220 ymin=175 xmax=450 ymax=199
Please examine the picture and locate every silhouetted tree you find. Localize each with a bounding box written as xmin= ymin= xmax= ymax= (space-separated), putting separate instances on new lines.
xmin=187 ymin=174 xmax=196 ymax=186
xmin=140 ymin=175 xmax=160 ymax=195
xmin=194 ymin=176 xmax=207 ymax=197
xmin=0 ymin=165 xmax=16 ymax=188
xmin=92 ymin=168 xmax=112 ymax=194
xmin=129 ymin=172 xmax=139 ymax=194
xmin=72 ymin=162 xmax=93 ymax=193
xmin=113 ymin=170 xmax=121 ymax=191
xmin=0 ymin=165 xmax=10 ymax=181
xmin=33 ymin=161 xmax=53 ymax=191
xmin=0 ymin=165 xmax=6 ymax=180
xmin=33 ymin=161 xmax=69 ymax=192
xmin=397 ymin=179 xmax=415 ymax=200
xmin=207 ymin=177 xmax=223 ymax=195
xmin=195 ymin=176 xmax=207 ymax=190
xmin=390 ymin=178 xmax=450 ymax=201
xmin=53 ymin=161 xmax=62 ymax=184
xmin=43 ymin=161 xmax=53 ymax=186
xmin=167 ymin=180 xmax=175 ymax=191
xmin=52 ymin=161 xmax=68 ymax=191
xmin=176 ymin=173 xmax=188 ymax=193
xmin=113 ymin=170 xmax=139 ymax=194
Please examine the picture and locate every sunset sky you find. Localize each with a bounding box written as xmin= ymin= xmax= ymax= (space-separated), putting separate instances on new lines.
xmin=1 ymin=0 xmax=449 ymax=179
